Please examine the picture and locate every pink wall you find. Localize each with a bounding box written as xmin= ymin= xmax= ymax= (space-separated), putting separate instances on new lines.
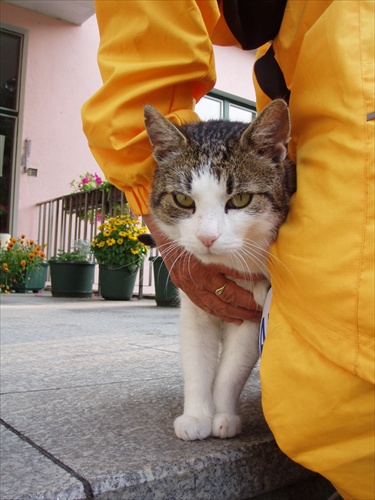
xmin=1 ymin=3 xmax=255 ymax=241
xmin=2 ymin=3 xmax=102 ymax=239
xmin=214 ymin=45 xmax=256 ymax=102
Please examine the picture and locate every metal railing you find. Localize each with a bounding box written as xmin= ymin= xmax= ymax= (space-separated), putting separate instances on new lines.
xmin=36 ymin=186 xmax=155 ymax=297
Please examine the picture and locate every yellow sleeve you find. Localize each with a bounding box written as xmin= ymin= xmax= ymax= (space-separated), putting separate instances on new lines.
xmin=81 ymin=0 xmax=221 ymax=215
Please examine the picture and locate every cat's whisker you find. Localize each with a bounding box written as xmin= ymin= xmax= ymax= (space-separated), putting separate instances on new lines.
xmin=228 ymin=250 xmax=253 ymax=277
xmin=155 ymin=242 xmax=182 ymax=263
xmin=241 ymin=241 xmax=297 ymax=295
xmin=242 ymin=240 xmax=277 ymax=273
xmin=243 ymin=239 xmax=295 ymax=283
xmin=153 ymin=240 xmax=179 ymax=254
xmin=147 ymin=240 xmax=183 ymax=289
xmin=161 ymin=245 xmax=190 ymax=287
xmin=241 ymin=251 xmax=270 ymax=277
xmin=185 ymin=252 xmax=199 ymax=288
xmin=238 ymin=243 xmax=271 ymax=277
xmin=230 ymin=254 xmax=260 ymax=291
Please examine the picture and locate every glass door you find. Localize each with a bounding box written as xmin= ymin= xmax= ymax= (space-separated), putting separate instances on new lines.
xmin=0 ymin=28 xmax=25 ymax=234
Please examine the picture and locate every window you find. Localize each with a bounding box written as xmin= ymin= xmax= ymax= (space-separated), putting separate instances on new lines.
xmin=195 ymin=90 xmax=256 ymax=122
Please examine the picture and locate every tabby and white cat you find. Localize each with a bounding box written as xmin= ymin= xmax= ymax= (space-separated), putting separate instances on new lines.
xmin=144 ymin=99 xmax=294 ymax=441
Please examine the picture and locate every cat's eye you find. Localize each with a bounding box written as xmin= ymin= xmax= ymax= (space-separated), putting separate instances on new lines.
xmin=173 ymin=192 xmax=195 ymax=209
xmin=226 ymin=193 xmax=253 ymax=210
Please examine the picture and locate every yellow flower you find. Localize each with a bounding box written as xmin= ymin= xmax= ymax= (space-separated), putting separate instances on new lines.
xmin=98 ymin=241 xmax=105 ymax=248
xmin=106 ymin=238 xmax=116 ymax=246
xmin=117 ymin=238 xmax=124 ymax=245
xmin=103 ymin=230 xmax=112 ymax=237
xmin=130 ymin=248 xmax=139 ymax=255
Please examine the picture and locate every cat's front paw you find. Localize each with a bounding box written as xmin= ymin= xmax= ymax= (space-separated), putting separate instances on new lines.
xmin=212 ymin=413 xmax=241 ymax=439
xmin=174 ymin=414 xmax=212 ymax=441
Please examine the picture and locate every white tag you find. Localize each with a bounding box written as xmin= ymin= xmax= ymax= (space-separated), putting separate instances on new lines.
xmin=259 ymin=287 xmax=273 ymax=356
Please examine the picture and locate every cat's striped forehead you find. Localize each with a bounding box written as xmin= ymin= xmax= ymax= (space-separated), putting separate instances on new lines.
xmin=176 ymin=160 xmax=236 ymax=198
xmin=189 ymin=166 xmax=230 ymax=202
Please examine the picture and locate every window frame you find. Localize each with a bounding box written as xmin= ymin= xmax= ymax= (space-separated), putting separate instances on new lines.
xmin=196 ymin=89 xmax=256 ymax=121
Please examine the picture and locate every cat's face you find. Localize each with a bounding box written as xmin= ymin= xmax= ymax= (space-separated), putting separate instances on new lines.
xmin=144 ymin=100 xmax=294 ymax=274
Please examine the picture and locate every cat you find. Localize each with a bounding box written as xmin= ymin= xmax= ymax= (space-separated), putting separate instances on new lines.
xmin=143 ymin=99 xmax=295 ymax=441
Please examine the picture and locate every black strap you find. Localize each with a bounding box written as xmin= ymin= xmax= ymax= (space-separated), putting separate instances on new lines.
xmin=222 ymin=0 xmax=287 ymax=50
xmin=254 ymin=44 xmax=290 ymax=103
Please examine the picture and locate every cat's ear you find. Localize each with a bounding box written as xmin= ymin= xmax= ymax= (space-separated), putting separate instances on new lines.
xmin=144 ymin=105 xmax=187 ymax=161
xmin=240 ymin=99 xmax=290 ymax=164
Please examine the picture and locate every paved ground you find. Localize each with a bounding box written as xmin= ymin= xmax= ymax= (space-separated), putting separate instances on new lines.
xmin=0 ymin=292 xmax=334 ymax=499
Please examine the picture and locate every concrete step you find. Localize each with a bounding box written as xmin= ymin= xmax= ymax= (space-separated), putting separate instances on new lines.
xmin=0 ymin=294 xmax=335 ymax=499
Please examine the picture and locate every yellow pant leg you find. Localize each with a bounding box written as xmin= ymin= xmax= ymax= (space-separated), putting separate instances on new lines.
xmin=258 ymin=2 xmax=375 ymax=498
xmin=262 ymin=308 xmax=375 ymax=500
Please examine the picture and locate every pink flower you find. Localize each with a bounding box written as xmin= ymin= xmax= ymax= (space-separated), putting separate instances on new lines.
xmin=81 ymin=176 xmax=89 ymax=185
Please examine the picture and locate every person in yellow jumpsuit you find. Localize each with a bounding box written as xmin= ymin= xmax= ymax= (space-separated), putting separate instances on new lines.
xmin=82 ymin=2 xmax=374 ymax=498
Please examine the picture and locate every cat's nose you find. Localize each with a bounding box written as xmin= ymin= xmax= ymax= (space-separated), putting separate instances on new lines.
xmin=199 ymin=235 xmax=218 ymax=248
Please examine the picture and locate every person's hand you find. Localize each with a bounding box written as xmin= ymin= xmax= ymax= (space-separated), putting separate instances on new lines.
xmin=143 ymin=215 xmax=262 ymax=325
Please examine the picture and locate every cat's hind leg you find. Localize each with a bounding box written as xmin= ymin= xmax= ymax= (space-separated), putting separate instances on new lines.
xmin=212 ymin=320 xmax=259 ymax=438
xmin=174 ymin=293 xmax=221 ymax=441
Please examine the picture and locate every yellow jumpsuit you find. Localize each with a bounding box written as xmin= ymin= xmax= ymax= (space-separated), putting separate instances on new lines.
xmin=82 ymin=2 xmax=375 ymax=498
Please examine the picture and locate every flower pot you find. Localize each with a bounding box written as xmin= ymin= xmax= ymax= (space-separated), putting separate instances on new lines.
xmin=150 ymin=256 xmax=179 ymax=307
xmin=63 ymin=191 xmax=100 ymax=212
xmin=49 ymin=261 xmax=95 ymax=298
xmin=13 ymin=263 xmax=48 ymax=293
xmin=99 ymin=264 xmax=137 ymax=300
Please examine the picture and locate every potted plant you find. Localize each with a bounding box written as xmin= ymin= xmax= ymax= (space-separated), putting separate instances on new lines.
xmin=0 ymin=235 xmax=47 ymax=294
xmin=67 ymin=171 xmax=114 ymax=222
xmin=70 ymin=171 xmax=110 ymax=194
xmin=91 ymin=210 xmax=148 ymax=300
xmin=49 ymin=240 xmax=95 ymax=298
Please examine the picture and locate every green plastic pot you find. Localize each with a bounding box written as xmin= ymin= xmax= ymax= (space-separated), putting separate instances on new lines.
xmin=150 ymin=256 xmax=179 ymax=307
xmin=49 ymin=261 xmax=95 ymax=298
xmin=99 ymin=264 xmax=138 ymax=300
xmin=13 ymin=263 xmax=48 ymax=293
